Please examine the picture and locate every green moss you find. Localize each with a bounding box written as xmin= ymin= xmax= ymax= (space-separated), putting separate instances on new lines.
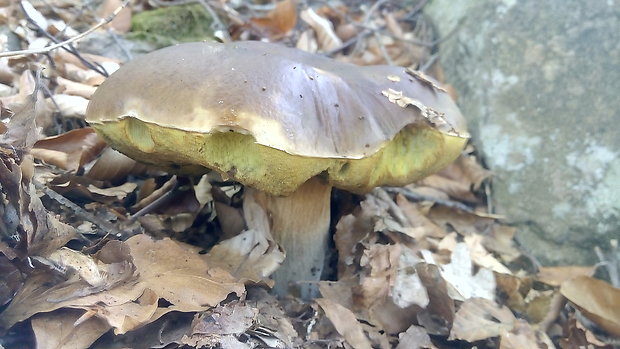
xmin=93 ymin=118 xmax=466 ymax=196
xmin=128 ymin=4 xmax=215 ymax=48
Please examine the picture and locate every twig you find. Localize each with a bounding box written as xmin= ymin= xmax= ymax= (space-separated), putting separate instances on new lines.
xmin=404 ymin=0 xmax=429 ymax=19
xmin=323 ymin=29 xmax=372 ymax=56
xmin=33 ymin=180 xmax=121 ymax=237
xmin=127 ymin=176 xmax=179 ymax=222
xmin=418 ymin=52 xmax=438 ymax=72
xmin=321 ymin=0 xmax=461 ymax=58
xmin=595 ymin=240 xmax=619 ymax=287
xmin=383 ymin=187 xmax=475 ymax=214
xmin=373 ymin=31 xmax=394 ymax=65
xmin=373 ymin=187 xmax=409 ymax=227
xmin=21 ymin=8 xmax=109 ymax=77
xmin=0 ymin=0 xmax=130 ymax=60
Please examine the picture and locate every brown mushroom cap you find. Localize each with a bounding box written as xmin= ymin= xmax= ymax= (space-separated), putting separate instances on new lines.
xmin=86 ymin=41 xmax=468 ymax=196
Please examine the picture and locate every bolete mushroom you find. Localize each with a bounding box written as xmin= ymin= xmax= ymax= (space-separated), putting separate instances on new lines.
xmin=85 ymin=41 xmax=468 ymax=299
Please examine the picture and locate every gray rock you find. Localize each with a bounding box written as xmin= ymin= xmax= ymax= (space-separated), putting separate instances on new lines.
xmin=425 ymin=0 xmax=620 ymax=265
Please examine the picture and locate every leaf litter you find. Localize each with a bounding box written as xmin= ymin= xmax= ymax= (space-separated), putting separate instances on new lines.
xmin=1 ymin=0 xmax=619 ymax=348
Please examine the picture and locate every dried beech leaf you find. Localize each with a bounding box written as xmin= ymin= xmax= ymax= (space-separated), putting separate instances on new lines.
xmin=464 ymin=234 xmax=512 ymax=274
xmin=48 ymin=94 xmax=89 ymax=118
xmin=32 ymin=128 xmax=107 ymax=172
xmin=415 ymin=263 xmax=454 ymax=336
xmin=449 ymin=298 xmax=515 ymax=341
xmin=0 ymin=80 xmax=39 ymax=151
xmin=392 ymin=248 xmax=428 ymax=308
xmin=396 ymin=325 xmax=434 ymax=349
xmin=182 ymin=301 xmax=257 ymax=347
xmin=316 ymin=298 xmax=372 ymax=349
xmin=55 ymin=76 xmax=97 ymax=98
xmin=356 ymin=244 xmax=399 ymax=309
xmin=499 ymin=320 xmax=553 ymax=349
xmin=0 ymin=235 xmax=244 ymax=333
xmin=0 ymin=157 xmax=76 ymax=258
xmin=97 ymin=0 xmax=132 ymax=33
xmin=85 ymin=147 xmax=147 ymax=182
xmin=31 ymin=309 xmax=111 ymax=349
xmin=560 ymin=276 xmax=620 ymax=337
xmin=334 ymin=196 xmax=382 ymax=277
xmin=249 ymin=0 xmax=297 ymax=40
xmin=537 ymin=266 xmax=596 ymax=287
xmin=434 ymin=243 xmax=496 ymax=301
xmin=204 ymin=194 xmax=285 ymax=284
xmin=300 ymin=8 xmax=343 ymax=51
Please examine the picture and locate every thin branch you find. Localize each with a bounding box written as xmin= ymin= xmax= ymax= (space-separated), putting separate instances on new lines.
xmin=33 ymin=180 xmax=121 ymax=237
xmin=0 ymin=0 xmax=130 ymax=60
xmin=373 ymin=32 xmax=394 ymax=65
xmin=384 ymin=187 xmax=475 ymax=214
xmin=595 ymin=240 xmax=619 ymax=287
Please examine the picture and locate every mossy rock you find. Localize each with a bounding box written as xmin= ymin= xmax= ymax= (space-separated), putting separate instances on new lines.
xmin=128 ymin=4 xmax=215 ymax=48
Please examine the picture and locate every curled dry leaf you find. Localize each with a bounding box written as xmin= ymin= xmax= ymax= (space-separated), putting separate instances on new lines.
xmin=316 ymin=297 xmax=372 ymax=349
xmin=560 ymin=275 xmax=620 ymax=337
xmin=32 ymin=128 xmax=107 ymax=173
xmin=204 ymin=192 xmax=285 ymax=284
xmin=300 ymin=8 xmax=343 ymax=52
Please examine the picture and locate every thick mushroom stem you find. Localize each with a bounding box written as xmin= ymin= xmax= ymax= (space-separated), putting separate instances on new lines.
xmin=246 ymin=177 xmax=332 ymax=299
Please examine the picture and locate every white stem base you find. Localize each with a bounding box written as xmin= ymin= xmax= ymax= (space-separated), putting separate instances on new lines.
xmin=246 ymin=177 xmax=332 ymax=299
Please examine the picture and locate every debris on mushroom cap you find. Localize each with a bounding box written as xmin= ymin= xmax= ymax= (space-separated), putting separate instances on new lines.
xmin=86 ymin=41 xmax=469 ymax=196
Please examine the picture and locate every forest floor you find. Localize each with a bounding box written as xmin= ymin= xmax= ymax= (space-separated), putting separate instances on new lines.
xmin=0 ymin=0 xmax=618 ymax=348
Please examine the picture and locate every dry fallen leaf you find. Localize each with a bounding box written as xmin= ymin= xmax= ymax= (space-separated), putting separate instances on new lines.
xmin=0 ymin=235 xmax=244 ymax=335
xmin=249 ymin=0 xmax=297 ymax=40
xmin=449 ymin=297 xmax=516 ymax=342
xmin=425 ymin=243 xmax=496 ymax=301
xmin=32 ymin=128 xmax=107 ymax=173
xmin=396 ymin=325 xmax=434 ymax=349
xmin=182 ymin=302 xmax=257 ymax=348
xmin=205 ymin=191 xmax=285 ymax=284
xmin=316 ymin=297 xmax=372 ymax=349
xmin=300 ymin=8 xmax=343 ymax=52
xmin=31 ymin=309 xmax=111 ymax=349
xmin=537 ymin=265 xmax=596 ymax=287
xmin=560 ymin=275 xmax=620 ymax=337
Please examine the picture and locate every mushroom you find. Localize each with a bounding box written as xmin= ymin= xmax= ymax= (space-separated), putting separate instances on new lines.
xmin=85 ymin=41 xmax=469 ymax=299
